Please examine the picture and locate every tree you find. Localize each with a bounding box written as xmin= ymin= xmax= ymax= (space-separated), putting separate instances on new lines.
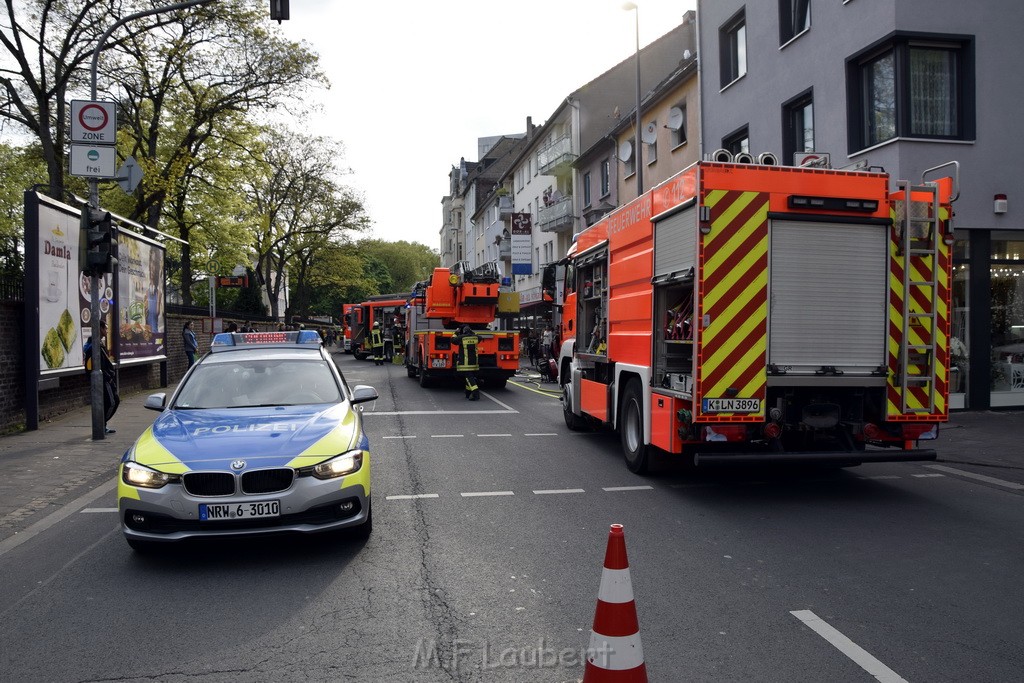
xmin=1 ymin=1 xmax=193 ymax=200
xmin=0 ymin=142 xmax=48 ymax=276
xmin=243 ymin=129 xmax=369 ymax=319
xmin=104 ymin=0 xmax=326 ymax=305
xmin=357 ymin=239 xmax=440 ymax=293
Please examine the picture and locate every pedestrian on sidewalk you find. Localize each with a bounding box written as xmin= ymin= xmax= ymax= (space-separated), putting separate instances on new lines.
xmin=83 ymin=318 xmax=120 ymax=434
xmin=182 ymin=320 xmax=198 ymax=367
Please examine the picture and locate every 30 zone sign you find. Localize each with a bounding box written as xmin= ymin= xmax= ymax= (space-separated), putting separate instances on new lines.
xmin=71 ymin=100 xmax=117 ymax=143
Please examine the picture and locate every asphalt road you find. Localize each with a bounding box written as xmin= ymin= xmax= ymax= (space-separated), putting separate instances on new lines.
xmin=1 ymin=354 xmax=1021 ymax=682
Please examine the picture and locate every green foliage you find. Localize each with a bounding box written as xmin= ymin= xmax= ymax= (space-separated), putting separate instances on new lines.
xmin=0 ymin=143 xmax=48 ymax=276
xmin=356 ymin=239 xmax=440 ymax=293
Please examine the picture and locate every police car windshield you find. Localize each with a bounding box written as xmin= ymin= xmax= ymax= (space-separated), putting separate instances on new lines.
xmin=174 ymin=359 xmax=342 ymax=408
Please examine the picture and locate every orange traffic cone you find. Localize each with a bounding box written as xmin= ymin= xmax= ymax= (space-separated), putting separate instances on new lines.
xmin=583 ymin=523 xmax=647 ymax=682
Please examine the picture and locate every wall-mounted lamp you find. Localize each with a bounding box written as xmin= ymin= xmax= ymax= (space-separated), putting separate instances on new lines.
xmin=994 ymin=193 xmax=1008 ymax=214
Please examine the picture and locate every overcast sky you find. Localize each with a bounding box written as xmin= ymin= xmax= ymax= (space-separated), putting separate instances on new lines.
xmin=277 ymin=0 xmax=697 ymax=250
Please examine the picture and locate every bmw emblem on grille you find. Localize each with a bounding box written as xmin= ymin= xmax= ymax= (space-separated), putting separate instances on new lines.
xmin=231 ymin=460 xmax=246 ymax=471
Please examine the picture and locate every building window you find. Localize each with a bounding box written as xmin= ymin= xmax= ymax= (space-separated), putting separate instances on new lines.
xmin=779 ymin=0 xmax=810 ymax=45
xmin=583 ymin=171 xmax=592 ymax=208
xmin=719 ymin=9 xmax=746 ymax=88
xmin=600 ymin=158 xmax=610 ymax=196
xmin=782 ymin=90 xmax=814 ymax=165
xmin=723 ymin=125 xmax=749 ymax=155
xmin=848 ymin=35 xmax=973 ymax=151
xmin=670 ymin=104 xmax=687 ymax=147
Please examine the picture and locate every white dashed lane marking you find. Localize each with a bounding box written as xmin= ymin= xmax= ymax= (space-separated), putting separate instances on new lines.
xmin=477 ymin=433 xmax=512 ymax=437
xmin=81 ymin=508 xmax=117 ymax=513
xmin=431 ymin=434 xmax=464 ymax=438
xmin=460 ymin=491 xmax=515 ymax=498
xmin=602 ymin=486 xmax=654 ymax=492
xmin=383 ymin=435 xmax=416 ymax=439
xmin=533 ymin=488 xmax=585 ymax=495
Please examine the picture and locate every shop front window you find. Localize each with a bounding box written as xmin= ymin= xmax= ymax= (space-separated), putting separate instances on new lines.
xmin=990 ymin=234 xmax=1024 ymax=394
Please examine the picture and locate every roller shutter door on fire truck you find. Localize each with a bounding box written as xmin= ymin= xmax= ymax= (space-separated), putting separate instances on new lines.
xmin=768 ymin=220 xmax=887 ymax=375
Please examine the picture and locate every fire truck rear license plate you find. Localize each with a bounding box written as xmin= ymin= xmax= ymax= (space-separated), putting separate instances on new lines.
xmin=702 ymin=398 xmax=761 ymax=413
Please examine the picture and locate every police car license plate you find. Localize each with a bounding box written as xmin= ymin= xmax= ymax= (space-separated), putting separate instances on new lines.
xmin=702 ymin=398 xmax=761 ymax=413
xmin=199 ymin=500 xmax=280 ymax=521
xmin=431 ymin=358 xmax=446 ymax=368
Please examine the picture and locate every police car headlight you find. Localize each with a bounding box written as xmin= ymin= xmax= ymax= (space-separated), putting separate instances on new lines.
xmin=122 ymin=461 xmax=176 ymax=489
xmin=312 ymin=450 xmax=363 ymax=479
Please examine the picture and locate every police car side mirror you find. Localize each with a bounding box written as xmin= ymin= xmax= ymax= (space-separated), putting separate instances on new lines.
xmin=350 ymin=385 xmax=379 ymax=405
xmin=144 ymin=393 xmax=167 ymax=412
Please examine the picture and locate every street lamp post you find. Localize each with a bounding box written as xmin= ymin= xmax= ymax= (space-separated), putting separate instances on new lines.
xmin=84 ymin=0 xmax=216 ymax=439
xmin=623 ymin=2 xmax=642 ymax=196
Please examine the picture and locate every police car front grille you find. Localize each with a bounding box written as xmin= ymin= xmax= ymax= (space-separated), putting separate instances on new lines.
xmin=242 ymin=468 xmax=294 ymax=494
xmin=182 ymin=472 xmax=235 ymax=496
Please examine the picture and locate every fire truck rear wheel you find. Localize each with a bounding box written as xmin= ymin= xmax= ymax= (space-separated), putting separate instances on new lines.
xmin=488 ymin=377 xmax=507 ymax=390
xmin=407 ymin=363 xmax=417 ymax=378
xmin=621 ymin=380 xmax=650 ymax=474
xmin=562 ymin=381 xmax=588 ymax=431
xmin=419 ymin=368 xmax=432 ymax=388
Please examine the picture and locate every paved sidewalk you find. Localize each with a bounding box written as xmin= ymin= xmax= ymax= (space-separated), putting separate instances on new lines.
xmin=2 ymin=356 xmax=1021 ymax=545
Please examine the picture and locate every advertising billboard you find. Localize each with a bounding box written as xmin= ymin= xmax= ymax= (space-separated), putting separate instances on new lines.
xmin=511 ymin=212 xmax=533 ymax=275
xmin=116 ymin=230 xmax=165 ymax=361
xmin=34 ymin=198 xmax=117 ymax=374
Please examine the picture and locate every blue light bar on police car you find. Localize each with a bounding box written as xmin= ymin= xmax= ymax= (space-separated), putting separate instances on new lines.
xmin=210 ymin=330 xmax=322 ymax=351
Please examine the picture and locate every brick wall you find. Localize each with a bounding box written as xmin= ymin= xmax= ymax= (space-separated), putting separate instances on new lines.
xmin=0 ymin=302 xmax=26 ymax=429
xmin=0 ymin=308 xmax=263 ymax=432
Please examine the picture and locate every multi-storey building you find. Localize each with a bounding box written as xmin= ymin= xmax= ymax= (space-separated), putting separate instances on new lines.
xmin=697 ymin=0 xmax=1024 ymax=409
xmin=496 ymin=15 xmax=697 ymax=329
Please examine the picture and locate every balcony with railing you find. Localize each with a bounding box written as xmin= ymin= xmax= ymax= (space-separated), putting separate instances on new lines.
xmin=538 ymin=195 xmax=574 ymax=233
xmin=497 ymin=195 xmax=514 ymax=219
xmin=538 ymin=135 xmax=576 ymax=177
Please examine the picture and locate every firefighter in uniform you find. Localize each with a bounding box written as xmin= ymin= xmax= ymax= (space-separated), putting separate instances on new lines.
xmin=370 ymin=320 xmax=385 ymax=365
xmin=452 ymin=325 xmax=480 ymax=400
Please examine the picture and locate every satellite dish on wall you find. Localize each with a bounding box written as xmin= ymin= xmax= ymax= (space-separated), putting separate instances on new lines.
xmin=642 ymin=122 xmax=657 ymax=145
xmin=666 ymin=107 xmax=684 ymax=131
xmin=618 ymin=140 xmax=634 ymax=162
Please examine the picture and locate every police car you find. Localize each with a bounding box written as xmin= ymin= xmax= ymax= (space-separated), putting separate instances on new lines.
xmin=118 ymin=330 xmax=378 ymax=551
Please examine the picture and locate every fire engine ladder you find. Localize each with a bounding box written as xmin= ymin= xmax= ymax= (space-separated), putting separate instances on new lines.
xmin=897 ymin=180 xmax=941 ymax=413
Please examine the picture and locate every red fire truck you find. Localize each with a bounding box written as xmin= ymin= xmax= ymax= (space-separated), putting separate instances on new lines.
xmin=346 ymin=295 xmax=407 ymax=360
xmin=558 ymin=159 xmax=959 ymax=473
xmin=405 ymin=261 xmax=519 ymax=388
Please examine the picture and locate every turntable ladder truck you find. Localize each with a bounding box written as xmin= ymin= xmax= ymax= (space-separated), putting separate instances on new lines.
xmin=405 ymin=261 xmax=519 ymax=389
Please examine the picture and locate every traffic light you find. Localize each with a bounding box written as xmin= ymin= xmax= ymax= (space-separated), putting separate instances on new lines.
xmin=80 ymin=208 xmax=117 ymax=275
xmin=269 ymin=0 xmax=289 ymax=22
